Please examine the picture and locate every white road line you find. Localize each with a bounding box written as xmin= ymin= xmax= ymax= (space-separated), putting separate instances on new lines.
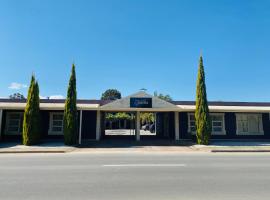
xmin=102 ymin=164 xmax=186 ymax=167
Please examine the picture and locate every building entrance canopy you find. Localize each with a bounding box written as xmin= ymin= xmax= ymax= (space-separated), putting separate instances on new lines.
xmin=100 ymin=91 xmax=179 ymax=112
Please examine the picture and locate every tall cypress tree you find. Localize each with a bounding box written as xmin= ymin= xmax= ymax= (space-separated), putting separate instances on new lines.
xmin=195 ymin=56 xmax=211 ymax=145
xmin=63 ymin=64 xmax=77 ymax=145
xmin=22 ymin=75 xmax=41 ymax=145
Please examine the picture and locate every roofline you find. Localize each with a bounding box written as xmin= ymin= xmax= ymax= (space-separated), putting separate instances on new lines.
xmin=170 ymin=101 xmax=270 ymax=107
xmin=0 ymin=98 xmax=111 ymax=105
xmin=1 ymin=98 xmax=270 ymax=107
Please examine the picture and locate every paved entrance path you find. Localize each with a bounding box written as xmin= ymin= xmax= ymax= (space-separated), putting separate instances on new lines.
xmin=105 ymin=129 xmax=155 ymax=136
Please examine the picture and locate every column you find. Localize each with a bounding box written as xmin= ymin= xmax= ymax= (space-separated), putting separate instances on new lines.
xmin=154 ymin=113 xmax=157 ymax=134
xmin=135 ymin=111 xmax=140 ymax=141
xmin=174 ymin=111 xmax=180 ymax=141
xmin=96 ymin=110 xmax=101 ymax=141
xmin=78 ymin=110 xmax=83 ymax=144
xmin=0 ymin=110 xmax=2 ymax=140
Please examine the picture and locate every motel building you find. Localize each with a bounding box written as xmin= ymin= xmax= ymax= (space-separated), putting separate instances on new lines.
xmin=0 ymin=91 xmax=270 ymax=143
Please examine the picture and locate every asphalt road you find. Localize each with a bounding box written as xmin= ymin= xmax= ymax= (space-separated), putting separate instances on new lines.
xmin=0 ymin=152 xmax=270 ymax=200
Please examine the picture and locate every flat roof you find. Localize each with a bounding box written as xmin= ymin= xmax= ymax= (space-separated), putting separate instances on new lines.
xmin=170 ymin=101 xmax=270 ymax=107
xmin=0 ymin=98 xmax=270 ymax=107
xmin=1 ymin=98 xmax=270 ymax=107
xmin=0 ymin=99 xmax=111 ymax=106
xmin=1 ymin=98 xmax=270 ymax=112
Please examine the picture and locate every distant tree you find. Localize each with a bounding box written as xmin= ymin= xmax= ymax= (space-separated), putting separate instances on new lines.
xmin=140 ymin=112 xmax=154 ymax=125
xmin=195 ymin=56 xmax=211 ymax=145
xmin=63 ymin=64 xmax=77 ymax=145
xmin=105 ymin=112 xmax=133 ymax=129
xmin=138 ymin=92 xmax=172 ymax=126
xmin=9 ymin=93 xmax=25 ymax=99
xmin=154 ymin=91 xmax=173 ymax=101
xmin=101 ymin=89 xmax=121 ymax=100
xmin=22 ymin=75 xmax=40 ymax=145
xmin=114 ymin=112 xmax=132 ymax=121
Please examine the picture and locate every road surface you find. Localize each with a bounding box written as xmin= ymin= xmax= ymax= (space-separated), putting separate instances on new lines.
xmin=0 ymin=152 xmax=269 ymax=200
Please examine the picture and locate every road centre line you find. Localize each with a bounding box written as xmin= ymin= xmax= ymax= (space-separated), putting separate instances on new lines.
xmin=102 ymin=164 xmax=186 ymax=167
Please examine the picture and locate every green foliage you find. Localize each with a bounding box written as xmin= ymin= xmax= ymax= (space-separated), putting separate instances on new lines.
xmin=101 ymin=89 xmax=121 ymax=100
xmin=9 ymin=93 xmax=25 ymax=99
xmin=154 ymin=91 xmax=173 ymax=101
xmin=105 ymin=112 xmax=155 ymax=126
xmin=105 ymin=112 xmax=133 ymax=122
xmin=105 ymin=112 xmax=133 ymax=129
xmin=22 ymin=75 xmax=41 ymax=145
xmin=63 ymin=64 xmax=77 ymax=145
xmin=195 ymin=56 xmax=211 ymax=145
xmin=114 ymin=112 xmax=132 ymax=120
xmin=140 ymin=112 xmax=154 ymax=124
xmin=105 ymin=113 xmax=115 ymax=122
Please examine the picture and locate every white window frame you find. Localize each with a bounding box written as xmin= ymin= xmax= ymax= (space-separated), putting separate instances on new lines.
xmin=5 ymin=112 xmax=23 ymax=135
xmin=236 ymin=113 xmax=264 ymax=135
xmin=49 ymin=112 xmax=64 ymax=135
xmin=211 ymin=113 xmax=226 ymax=135
xmin=188 ymin=113 xmax=226 ymax=135
xmin=187 ymin=113 xmax=196 ymax=134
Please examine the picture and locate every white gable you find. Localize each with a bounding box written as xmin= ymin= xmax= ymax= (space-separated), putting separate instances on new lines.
xmin=100 ymin=91 xmax=179 ymax=111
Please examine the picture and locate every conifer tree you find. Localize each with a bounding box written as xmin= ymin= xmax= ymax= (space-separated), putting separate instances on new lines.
xmin=195 ymin=56 xmax=211 ymax=145
xmin=63 ymin=64 xmax=77 ymax=145
xmin=22 ymin=75 xmax=41 ymax=145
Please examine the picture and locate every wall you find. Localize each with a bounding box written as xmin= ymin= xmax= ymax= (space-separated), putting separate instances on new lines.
xmin=179 ymin=112 xmax=270 ymax=140
xmin=41 ymin=110 xmax=64 ymax=139
xmin=179 ymin=112 xmax=190 ymax=139
xmin=156 ymin=112 xmax=175 ymax=139
xmin=81 ymin=111 xmax=97 ymax=140
xmin=1 ymin=110 xmax=24 ymax=141
xmin=262 ymin=113 xmax=270 ymax=138
xmin=1 ymin=108 xmax=270 ymax=141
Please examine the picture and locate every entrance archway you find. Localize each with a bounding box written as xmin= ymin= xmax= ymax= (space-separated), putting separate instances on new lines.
xmin=100 ymin=111 xmax=136 ymax=140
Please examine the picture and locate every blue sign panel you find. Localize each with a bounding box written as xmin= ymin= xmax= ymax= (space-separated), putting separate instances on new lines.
xmin=130 ymin=97 xmax=152 ymax=108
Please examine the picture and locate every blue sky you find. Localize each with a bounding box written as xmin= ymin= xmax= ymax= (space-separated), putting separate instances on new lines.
xmin=0 ymin=0 xmax=269 ymax=101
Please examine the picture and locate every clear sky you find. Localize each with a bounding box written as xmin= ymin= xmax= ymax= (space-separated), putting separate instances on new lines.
xmin=0 ymin=0 xmax=269 ymax=101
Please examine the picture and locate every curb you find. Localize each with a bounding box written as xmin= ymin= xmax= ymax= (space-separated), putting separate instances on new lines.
xmin=211 ymin=150 xmax=270 ymax=153
xmin=0 ymin=150 xmax=69 ymax=154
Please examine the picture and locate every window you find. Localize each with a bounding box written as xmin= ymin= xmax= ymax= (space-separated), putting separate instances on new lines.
xmin=5 ymin=112 xmax=23 ymax=135
xmin=188 ymin=114 xmax=196 ymax=133
xmin=49 ymin=113 xmax=64 ymax=135
xmin=188 ymin=113 xmax=225 ymax=135
xmin=211 ymin=115 xmax=224 ymax=134
xmin=236 ymin=114 xmax=263 ymax=135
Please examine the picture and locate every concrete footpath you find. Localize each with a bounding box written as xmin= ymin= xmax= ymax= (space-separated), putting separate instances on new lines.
xmin=0 ymin=142 xmax=75 ymax=153
xmin=0 ymin=141 xmax=196 ymax=154
xmin=1 ymin=141 xmax=270 ymax=153
xmin=200 ymin=141 xmax=270 ymax=152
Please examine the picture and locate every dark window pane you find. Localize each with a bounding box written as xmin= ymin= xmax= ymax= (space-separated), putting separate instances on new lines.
xmin=213 ymin=121 xmax=222 ymax=126
xmin=191 ymin=127 xmax=196 ymax=132
xmin=9 ymin=114 xmax=20 ymax=119
xmin=52 ymin=127 xmax=62 ymax=132
xmin=213 ymin=127 xmax=222 ymax=132
xmin=53 ymin=114 xmax=63 ymax=120
xmin=8 ymin=126 xmax=19 ymax=132
xmin=9 ymin=119 xmax=19 ymax=126
xmin=211 ymin=115 xmax=222 ymax=121
xmin=53 ymin=120 xmax=63 ymax=126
